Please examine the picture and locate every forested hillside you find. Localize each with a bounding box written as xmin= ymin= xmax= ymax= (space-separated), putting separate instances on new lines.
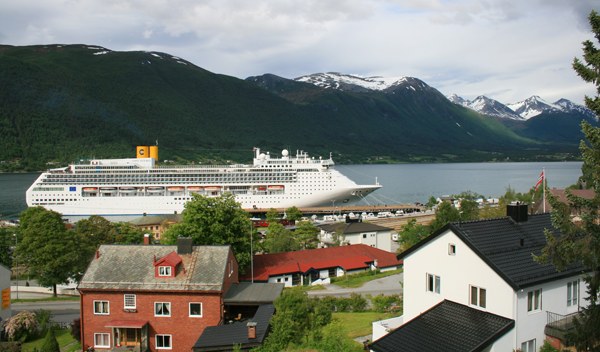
xmin=0 ymin=44 xmax=581 ymax=171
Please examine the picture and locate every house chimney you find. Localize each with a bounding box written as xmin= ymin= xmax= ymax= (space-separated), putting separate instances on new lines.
xmin=143 ymin=233 xmax=150 ymax=245
xmin=177 ymin=237 xmax=193 ymax=254
xmin=247 ymin=321 xmax=257 ymax=339
xmin=507 ymin=202 xmax=528 ymax=223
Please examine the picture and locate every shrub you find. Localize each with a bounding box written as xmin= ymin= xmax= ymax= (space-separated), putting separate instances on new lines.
xmin=370 ymin=294 xmax=402 ymax=313
xmin=70 ymin=318 xmax=81 ymax=342
xmin=40 ymin=328 xmax=60 ymax=352
xmin=4 ymin=311 xmax=38 ymax=342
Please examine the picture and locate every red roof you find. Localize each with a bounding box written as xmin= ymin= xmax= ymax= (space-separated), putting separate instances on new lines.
xmin=242 ymin=244 xmax=401 ymax=281
xmin=154 ymin=251 xmax=182 ymax=267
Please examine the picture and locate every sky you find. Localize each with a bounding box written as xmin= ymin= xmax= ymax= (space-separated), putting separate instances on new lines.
xmin=1 ymin=0 xmax=598 ymax=105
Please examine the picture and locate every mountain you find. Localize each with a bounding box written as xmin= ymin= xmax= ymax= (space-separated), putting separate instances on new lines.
xmin=0 ymin=45 xmax=587 ymax=171
xmin=454 ymin=95 xmax=523 ymax=120
xmin=507 ymin=96 xmax=560 ymax=119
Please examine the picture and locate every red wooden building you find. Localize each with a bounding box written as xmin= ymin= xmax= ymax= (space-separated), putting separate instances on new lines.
xmin=78 ymin=238 xmax=239 ymax=351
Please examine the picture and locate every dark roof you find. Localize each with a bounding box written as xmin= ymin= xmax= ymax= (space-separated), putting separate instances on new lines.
xmin=224 ymin=282 xmax=284 ymax=305
xmin=318 ymin=221 xmax=392 ymax=234
xmin=193 ymin=304 xmax=274 ymax=351
xmin=128 ymin=214 xmax=182 ymax=226
xmin=399 ymin=213 xmax=585 ymax=289
xmin=241 ymin=244 xmax=401 ymax=281
xmin=369 ymin=300 xmax=514 ymax=352
xmin=78 ymin=244 xmax=232 ymax=292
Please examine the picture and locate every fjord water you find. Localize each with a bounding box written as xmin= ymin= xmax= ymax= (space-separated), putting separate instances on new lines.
xmin=0 ymin=161 xmax=583 ymax=219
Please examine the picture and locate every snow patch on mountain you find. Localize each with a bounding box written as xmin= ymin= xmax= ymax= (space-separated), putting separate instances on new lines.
xmin=506 ymin=96 xmax=560 ymax=119
xmin=295 ymin=72 xmax=408 ymax=91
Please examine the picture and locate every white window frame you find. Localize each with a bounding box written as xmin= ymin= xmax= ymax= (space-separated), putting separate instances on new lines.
xmin=469 ymin=285 xmax=486 ymax=308
xmin=156 ymin=334 xmax=172 ymax=350
xmin=158 ymin=266 xmax=172 ymax=276
xmin=527 ymin=289 xmax=542 ymax=312
xmin=567 ymin=280 xmax=579 ymax=306
xmin=521 ymin=338 xmax=536 ymax=352
xmin=189 ymin=302 xmax=203 ymax=317
xmin=93 ymin=300 xmax=110 ymax=315
xmin=94 ymin=333 xmax=110 ymax=348
xmin=426 ymin=273 xmax=441 ymax=294
xmin=124 ymin=294 xmax=136 ymax=309
xmin=155 ymin=302 xmax=171 ymax=317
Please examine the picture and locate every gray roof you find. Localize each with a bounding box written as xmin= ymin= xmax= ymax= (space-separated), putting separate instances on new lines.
xmin=224 ymin=282 xmax=284 ymax=305
xmin=193 ymin=304 xmax=274 ymax=351
xmin=128 ymin=214 xmax=182 ymax=226
xmin=318 ymin=221 xmax=392 ymax=234
xmin=400 ymin=213 xmax=585 ymax=290
xmin=369 ymin=300 xmax=514 ymax=352
xmin=78 ymin=244 xmax=231 ymax=292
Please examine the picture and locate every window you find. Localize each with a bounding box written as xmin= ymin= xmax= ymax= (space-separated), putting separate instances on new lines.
xmin=189 ymin=303 xmax=202 ymax=317
xmin=156 ymin=334 xmax=172 ymax=349
xmin=426 ymin=273 xmax=441 ymax=294
xmin=94 ymin=333 xmax=110 ymax=348
xmin=521 ymin=339 xmax=536 ymax=352
xmin=567 ymin=280 xmax=579 ymax=306
xmin=470 ymin=285 xmax=487 ymax=308
xmin=527 ymin=289 xmax=542 ymax=312
xmin=155 ymin=302 xmax=171 ymax=316
xmin=158 ymin=266 xmax=172 ymax=276
xmin=94 ymin=300 xmax=109 ymax=315
xmin=362 ymin=234 xmax=367 ymax=239
xmin=124 ymin=294 xmax=136 ymax=309
xmin=448 ymin=243 xmax=456 ymax=255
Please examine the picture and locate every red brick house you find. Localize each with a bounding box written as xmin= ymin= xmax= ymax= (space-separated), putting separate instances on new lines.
xmin=77 ymin=238 xmax=239 ymax=351
xmin=241 ymin=244 xmax=402 ymax=287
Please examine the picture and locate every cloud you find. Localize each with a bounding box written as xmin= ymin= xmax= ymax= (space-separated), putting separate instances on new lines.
xmin=0 ymin=0 xmax=597 ymax=104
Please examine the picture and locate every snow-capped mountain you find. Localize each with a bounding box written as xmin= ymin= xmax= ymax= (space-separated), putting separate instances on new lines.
xmin=449 ymin=93 xmax=595 ymax=121
xmin=295 ymin=72 xmax=410 ymax=92
xmin=507 ymin=96 xmax=560 ymax=119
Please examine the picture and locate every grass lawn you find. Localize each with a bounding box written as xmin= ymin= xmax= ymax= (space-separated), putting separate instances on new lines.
xmin=331 ymin=269 xmax=402 ymax=288
xmin=333 ymin=311 xmax=396 ymax=338
xmin=21 ymin=329 xmax=81 ymax=352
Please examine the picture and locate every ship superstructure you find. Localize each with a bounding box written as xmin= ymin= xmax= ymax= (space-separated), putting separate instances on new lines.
xmin=26 ymin=147 xmax=381 ymax=220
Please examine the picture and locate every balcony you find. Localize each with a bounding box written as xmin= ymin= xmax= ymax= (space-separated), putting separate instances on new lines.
xmin=544 ymin=311 xmax=580 ymax=346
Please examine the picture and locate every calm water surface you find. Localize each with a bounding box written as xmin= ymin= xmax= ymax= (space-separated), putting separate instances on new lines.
xmin=0 ymin=162 xmax=583 ymax=219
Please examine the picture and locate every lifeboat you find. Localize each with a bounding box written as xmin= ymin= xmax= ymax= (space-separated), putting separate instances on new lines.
xmin=257 ymin=186 xmax=267 ymax=191
xmin=205 ymin=186 xmax=222 ymax=191
xmin=187 ymin=186 xmax=203 ymax=192
xmin=99 ymin=187 xmax=117 ymax=193
xmin=119 ymin=187 xmax=137 ymax=193
xmin=268 ymin=185 xmax=285 ymax=190
xmin=167 ymin=186 xmax=185 ymax=192
xmin=82 ymin=187 xmax=98 ymax=193
xmin=146 ymin=186 xmax=165 ymax=193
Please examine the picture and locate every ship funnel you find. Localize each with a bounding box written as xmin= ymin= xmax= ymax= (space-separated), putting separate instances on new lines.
xmin=136 ymin=146 xmax=150 ymax=158
xmin=150 ymin=145 xmax=159 ymax=162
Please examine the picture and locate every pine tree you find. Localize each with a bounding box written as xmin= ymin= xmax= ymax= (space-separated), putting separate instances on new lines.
xmin=40 ymin=328 xmax=60 ymax=352
xmin=538 ymin=10 xmax=600 ymax=351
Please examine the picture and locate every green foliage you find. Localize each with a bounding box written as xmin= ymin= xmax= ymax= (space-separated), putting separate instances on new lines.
xmin=112 ymin=222 xmax=146 ymax=244
xmin=17 ymin=207 xmax=82 ymax=295
xmin=311 ymin=321 xmax=363 ymax=352
xmin=537 ymin=11 xmax=600 ymax=351
xmin=39 ymin=329 xmax=60 ymax=352
xmin=369 ymin=294 xmax=403 ymax=313
xmin=162 ymin=194 xmax=254 ymax=272
xmin=0 ymin=227 xmax=15 ymax=268
xmin=261 ymin=223 xmax=299 ymax=254
xmin=430 ymin=201 xmax=460 ymax=232
xmin=265 ymin=208 xmax=280 ymax=223
xmin=34 ymin=310 xmax=52 ymax=339
xmin=398 ymin=219 xmax=430 ymax=252
xmin=539 ymin=340 xmax=560 ymax=352
xmin=319 ymin=294 xmax=368 ymax=312
xmin=292 ymin=221 xmax=319 ymax=250
xmin=285 ymin=206 xmax=303 ymax=221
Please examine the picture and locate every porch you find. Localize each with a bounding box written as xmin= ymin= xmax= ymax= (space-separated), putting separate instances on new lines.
xmin=544 ymin=311 xmax=580 ymax=349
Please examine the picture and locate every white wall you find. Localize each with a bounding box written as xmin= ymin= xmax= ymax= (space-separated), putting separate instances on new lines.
xmin=268 ymin=274 xmax=294 ymax=287
xmin=515 ymin=274 xmax=588 ymax=349
xmin=403 ymin=230 xmax=516 ymax=321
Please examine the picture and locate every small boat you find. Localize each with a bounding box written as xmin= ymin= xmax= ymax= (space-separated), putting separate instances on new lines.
xmin=146 ymin=186 xmax=165 ymax=193
xmin=82 ymin=187 xmax=98 ymax=193
xmin=119 ymin=187 xmax=137 ymax=193
xmin=167 ymin=186 xmax=184 ymax=192
xmin=187 ymin=186 xmax=203 ymax=192
xmin=257 ymin=186 xmax=267 ymax=191
xmin=205 ymin=186 xmax=222 ymax=191
xmin=99 ymin=187 xmax=117 ymax=193
xmin=268 ymin=185 xmax=285 ymax=190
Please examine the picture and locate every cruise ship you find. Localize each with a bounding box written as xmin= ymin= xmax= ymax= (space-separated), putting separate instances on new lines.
xmin=26 ymin=146 xmax=381 ymax=220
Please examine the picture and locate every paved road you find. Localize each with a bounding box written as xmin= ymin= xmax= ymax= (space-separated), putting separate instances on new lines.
xmin=307 ymin=272 xmax=403 ymax=297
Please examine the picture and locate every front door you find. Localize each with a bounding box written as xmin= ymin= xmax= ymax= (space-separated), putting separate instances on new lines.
xmin=115 ymin=328 xmax=141 ymax=348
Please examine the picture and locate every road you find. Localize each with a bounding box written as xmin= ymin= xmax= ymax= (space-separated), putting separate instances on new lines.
xmin=11 ymin=288 xmax=81 ymax=327
xmin=307 ymin=272 xmax=403 ymax=298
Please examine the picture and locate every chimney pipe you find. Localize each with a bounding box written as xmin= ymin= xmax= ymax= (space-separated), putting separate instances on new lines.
xmin=247 ymin=321 xmax=257 ymax=339
xmin=507 ymin=202 xmax=528 ymax=223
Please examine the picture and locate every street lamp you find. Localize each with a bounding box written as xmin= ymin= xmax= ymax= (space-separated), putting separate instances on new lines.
xmin=13 ymin=234 xmax=18 ymax=300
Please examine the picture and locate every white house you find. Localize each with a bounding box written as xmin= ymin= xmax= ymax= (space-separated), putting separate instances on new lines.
xmin=0 ymin=264 xmax=11 ymax=323
xmin=371 ymin=204 xmax=587 ymax=351
xmin=318 ymin=221 xmax=394 ymax=252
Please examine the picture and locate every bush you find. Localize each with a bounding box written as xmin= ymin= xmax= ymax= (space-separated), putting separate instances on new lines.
xmin=70 ymin=318 xmax=81 ymax=342
xmin=40 ymin=329 xmax=60 ymax=352
xmin=0 ymin=342 xmax=21 ymax=352
xmin=4 ymin=311 xmax=38 ymax=342
xmin=370 ymin=294 xmax=402 ymax=313
xmin=34 ymin=310 xmax=52 ymax=339
xmin=314 ymin=294 xmax=367 ymax=312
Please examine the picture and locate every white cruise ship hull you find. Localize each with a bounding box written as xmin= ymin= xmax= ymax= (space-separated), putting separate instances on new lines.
xmin=26 ymin=147 xmax=381 ymax=220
